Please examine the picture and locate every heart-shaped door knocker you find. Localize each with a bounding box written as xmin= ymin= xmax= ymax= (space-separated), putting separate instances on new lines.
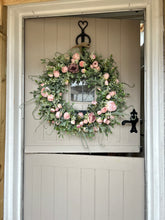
xmin=76 ymin=20 xmax=91 ymax=45
xmin=78 ymin=20 xmax=88 ymax=30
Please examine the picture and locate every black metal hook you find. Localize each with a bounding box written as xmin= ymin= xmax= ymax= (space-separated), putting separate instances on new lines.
xmin=76 ymin=20 xmax=91 ymax=45
xmin=122 ymin=109 xmax=139 ymax=133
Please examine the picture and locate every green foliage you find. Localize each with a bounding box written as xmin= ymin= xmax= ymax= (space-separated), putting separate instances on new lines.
xmin=31 ymin=48 xmax=128 ymax=138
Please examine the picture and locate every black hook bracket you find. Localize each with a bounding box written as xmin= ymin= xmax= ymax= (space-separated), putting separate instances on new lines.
xmin=122 ymin=109 xmax=139 ymax=133
xmin=76 ymin=20 xmax=91 ymax=45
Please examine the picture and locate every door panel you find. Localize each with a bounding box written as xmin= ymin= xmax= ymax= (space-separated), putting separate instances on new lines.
xmin=24 ymin=17 xmax=144 ymax=220
xmin=24 ymin=154 xmax=144 ymax=220
xmin=25 ymin=17 xmax=140 ymax=153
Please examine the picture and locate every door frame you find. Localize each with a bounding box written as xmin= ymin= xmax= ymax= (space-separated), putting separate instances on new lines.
xmin=4 ymin=0 xmax=164 ymax=220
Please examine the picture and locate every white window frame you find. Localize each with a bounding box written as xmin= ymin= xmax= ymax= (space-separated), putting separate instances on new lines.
xmin=4 ymin=0 xmax=164 ymax=220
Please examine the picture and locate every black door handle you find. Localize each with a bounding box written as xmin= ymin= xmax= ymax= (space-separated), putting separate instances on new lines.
xmin=122 ymin=109 xmax=139 ymax=133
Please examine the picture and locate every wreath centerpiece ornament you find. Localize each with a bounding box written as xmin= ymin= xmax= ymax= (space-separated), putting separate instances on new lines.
xmin=31 ymin=21 xmax=128 ymax=139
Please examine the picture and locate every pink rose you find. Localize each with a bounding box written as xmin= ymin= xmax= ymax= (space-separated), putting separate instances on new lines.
xmin=104 ymin=73 xmax=109 ymax=80
xmin=80 ymin=121 xmax=84 ymax=126
xmin=56 ymin=111 xmax=62 ymax=119
xmin=92 ymin=61 xmax=98 ymax=68
xmin=90 ymin=64 xmax=94 ymax=69
xmin=71 ymin=120 xmax=75 ymax=125
xmin=72 ymin=53 xmax=80 ymax=61
xmin=41 ymin=88 xmax=48 ymax=97
xmin=48 ymin=73 xmax=53 ymax=77
xmin=79 ymin=61 xmax=86 ymax=67
xmin=68 ymin=63 xmax=79 ymax=73
xmin=62 ymin=66 xmax=68 ymax=73
xmin=116 ymin=79 xmax=119 ymax=84
xmin=65 ymin=80 xmax=69 ymax=85
xmin=55 ymin=107 xmax=59 ymax=111
xmin=97 ymin=117 xmax=102 ymax=124
xmin=64 ymin=112 xmax=70 ymax=120
xmin=97 ymin=110 xmax=102 ymax=115
xmin=83 ymin=119 xmax=88 ymax=124
xmin=110 ymin=115 xmax=115 ymax=119
xmin=88 ymin=112 xmax=96 ymax=123
xmin=77 ymin=124 xmax=81 ymax=128
xmin=105 ymin=80 xmax=109 ymax=86
xmin=90 ymin=54 xmax=96 ymax=60
xmin=47 ymin=94 xmax=54 ymax=101
xmin=101 ymin=107 xmax=107 ymax=113
xmin=40 ymin=83 xmax=45 ymax=86
xmin=103 ymin=118 xmax=108 ymax=124
xmin=50 ymin=108 xmax=56 ymax=113
xmin=57 ymin=104 xmax=62 ymax=109
xmin=92 ymin=101 xmax=97 ymax=105
xmin=106 ymin=94 xmax=111 ymax=99
xmin=103 ymin=118 xmax=110 ymax=124
xmin=52 ymin=121 xmax=55 ymax=124
xmin=78 ymin=112 xmax=84 ymax=118
xmin=81 ymin=68 xmax=86 ymax=74
xmin=53 ymin=70 xmax=60 ymax=77
xmin=59 ymin=93 xmax=62 ymax=96
xmin=106 ymin=101 xmax=117 ymax=112
xmin=97 ymin=87 xmax=101 ymax=91
xmin=110 ymin=91 xmax=116 ymax=97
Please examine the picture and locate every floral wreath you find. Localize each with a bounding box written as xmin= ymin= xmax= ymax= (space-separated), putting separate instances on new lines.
xmin=32 ymin=48 xmax=127 ymax=138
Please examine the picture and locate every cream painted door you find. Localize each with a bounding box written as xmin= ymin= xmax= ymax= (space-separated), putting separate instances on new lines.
xmin=24 ymin=154 xmax=144 ymax=220
xmin=25 ymin=17 xmax=141 ymax=153
xmin=24 ymin=17 xmax=144 ymax=220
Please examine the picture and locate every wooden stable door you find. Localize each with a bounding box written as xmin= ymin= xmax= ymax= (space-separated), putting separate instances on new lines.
xmin=24 ymin=17 xmax=144 ymax=220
